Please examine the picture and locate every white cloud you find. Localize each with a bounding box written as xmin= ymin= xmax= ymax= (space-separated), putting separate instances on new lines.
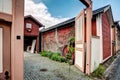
xmin=25 ymin=0 xmax=69 ymax=28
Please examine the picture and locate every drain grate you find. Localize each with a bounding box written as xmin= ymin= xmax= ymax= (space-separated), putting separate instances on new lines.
xmin=40 ymin=69 xmax=48 ymax=72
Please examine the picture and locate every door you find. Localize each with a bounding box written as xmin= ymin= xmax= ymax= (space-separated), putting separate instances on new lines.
xmin=75 ymin=9 xmax=85 ymax=72
xmin=0 ymin=22 xmax=11 ymax=80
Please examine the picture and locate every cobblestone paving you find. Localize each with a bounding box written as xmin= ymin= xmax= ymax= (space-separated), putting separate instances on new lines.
xmin=24 ymin=52 xmax=90 ymax=80
xmin=104 ymin=53 xmax=120 ymax=80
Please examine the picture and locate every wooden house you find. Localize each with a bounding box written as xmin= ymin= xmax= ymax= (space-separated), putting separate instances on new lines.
xmin=40 ymin=5 xmax=114 ymax=73
xmin=24 ymin=15 xmax=43 ymax=53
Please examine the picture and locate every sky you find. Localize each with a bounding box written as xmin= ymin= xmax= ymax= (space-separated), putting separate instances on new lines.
xmin=25 ymin=0 xmax=120 ymax=28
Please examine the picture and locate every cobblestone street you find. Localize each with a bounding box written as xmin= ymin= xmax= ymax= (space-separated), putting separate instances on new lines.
xmin=104 ymin=52 xmax=120 ymax=80
xmin=24 ymin=52 xmax=89 ymax=80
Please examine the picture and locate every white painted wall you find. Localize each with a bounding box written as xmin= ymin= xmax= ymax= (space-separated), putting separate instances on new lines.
xmin=91 ymin=37 xmax=100 ymax=72
xmin=0 ymin=28 xmax=3 ymax=73
xmin=0 ymin=0 xmax=12 ymax=14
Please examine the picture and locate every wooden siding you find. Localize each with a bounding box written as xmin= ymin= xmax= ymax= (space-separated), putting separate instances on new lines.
xmin=92 ymin=19 xmax=97 ymax=36
xmin=24 ymin=18 xmax=39 ymax=36
xmin=102 ymin=12 xmax=111 ymax=60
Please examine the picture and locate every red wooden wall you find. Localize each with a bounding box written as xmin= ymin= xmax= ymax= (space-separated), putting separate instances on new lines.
xmin=102 ymin=12 xmax=111 ymax=60
xmin=24 ymin=18 xmax=39 ymax=36
xmin=92 ymin=19 xmax=97 ymax=36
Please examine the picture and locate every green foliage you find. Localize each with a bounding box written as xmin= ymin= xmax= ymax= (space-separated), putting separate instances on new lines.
xmin=59 ymin=56 xmax=66 ymax=62
xmin=66 ymin=37 xmax=75 ymax=65
xmin=68 ymin=37 xmax=75 ymax=54
xmin=40 ymin=51 xmax=49 ymax=57
xmin=68 ymin=37 xmax=75 ymax=44
xmin=40 ymin=51 xmax=66 ymax=63
xmin=66 ymin=53 xmax=72 ymax=60
xmin=91 ymin=64 xmax=106 ymax=78
xmin=48 ymin=52 xmax=54 ymax=58
xmin=51 ymin=53 xmax=60 ymax=61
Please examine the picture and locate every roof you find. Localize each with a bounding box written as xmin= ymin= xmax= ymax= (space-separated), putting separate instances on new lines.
xmin=41 ymin=5 xmax=112 ymax=32
xmin=93 ymin=5 xmax=110 ymax=15
xmin=25 ymin=15 xmax=44 ymax=27
xmin=41 ymin=17 xmax=75 ymax=32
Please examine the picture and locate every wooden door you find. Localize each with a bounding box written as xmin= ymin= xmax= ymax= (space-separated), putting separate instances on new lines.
xmin=0 ymin=22 xmax=11 ymax=80
xmin=75 ymin=10 xmax=85 ymax=72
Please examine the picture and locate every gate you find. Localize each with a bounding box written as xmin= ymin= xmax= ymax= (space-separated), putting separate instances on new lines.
xmin=75 ymin=9 xmax=85 ymax=72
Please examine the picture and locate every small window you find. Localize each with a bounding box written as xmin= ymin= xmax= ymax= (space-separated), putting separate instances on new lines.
xmin=26 ymin=23 xmax=32 ymax=29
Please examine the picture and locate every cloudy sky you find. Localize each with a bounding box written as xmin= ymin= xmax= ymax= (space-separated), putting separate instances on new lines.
xmin=25 ymin=0 xmax=120 ymax=28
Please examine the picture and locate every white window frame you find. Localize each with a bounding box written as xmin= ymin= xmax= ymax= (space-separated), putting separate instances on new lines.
xmin=26 ymin=23 xmax=32 ymax=29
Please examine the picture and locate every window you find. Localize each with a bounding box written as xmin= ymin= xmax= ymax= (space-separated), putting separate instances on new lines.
xmin=0 ymin=0 xmax=12 ymax=14
xmin=26 ymin=23 xmax=32 ymax=29
xmin=0 ymin=28 xmax=3 ymax=73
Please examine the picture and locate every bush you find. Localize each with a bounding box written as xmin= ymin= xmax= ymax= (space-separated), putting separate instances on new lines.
xmin=40 ymin=51 xmax=66 ymax=63
xmin=59 ymin=56 xmax=66 ymax=62
xmin=66 ymin=53 xmax=72 ymax=60
xmin=91 ymin=64 xmax=106 ymax=78
xmin=40 ymin=51 xmax=49 ymax=57
xmin=51 ymin=53 xmax=60 ymax=61
xmin=48 ymin=51 xmax=54 ymax=58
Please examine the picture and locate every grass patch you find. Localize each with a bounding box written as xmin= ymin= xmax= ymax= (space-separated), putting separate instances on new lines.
xmin=39 ymin=51 xmax=66 ymax=63
xmin=40 ymin=51 xmax=49 ymax=57
xmin=90 ymin=64 xmax=106 ymax=78
xmin=51 ymin=53 xmax=60 ymax=61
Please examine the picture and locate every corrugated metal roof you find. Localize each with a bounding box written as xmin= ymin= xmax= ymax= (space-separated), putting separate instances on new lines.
xmin=41 ymin=5 xmax=111 ymax=32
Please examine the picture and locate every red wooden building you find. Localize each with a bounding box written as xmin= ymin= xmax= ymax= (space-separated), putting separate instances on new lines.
xmin=40 ymin=5 xmax=115 ymax=73
xmin=24 ymin=15 xmax=43 ymax=53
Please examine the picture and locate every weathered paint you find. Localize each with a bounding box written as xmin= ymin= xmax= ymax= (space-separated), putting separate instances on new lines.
xmin=102 ymin=12 xmax=111 ymax=60
xmin=42 ymin=24 xmax=75 ymax=53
